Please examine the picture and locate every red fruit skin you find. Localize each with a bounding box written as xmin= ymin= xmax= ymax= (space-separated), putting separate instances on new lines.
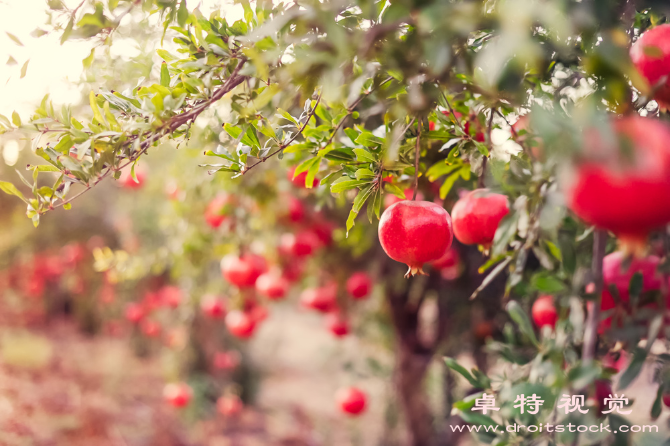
xmin=289 ymin=167 xmax=320 ymax=188
xmin=326 ymin=313 xmax=350 ymax=337
xmin=630 ymin=24 xmax=670 ymax=110
xmin=383 ymin=188 xmax=425 ymax=209
xmin=119 ymin=166 xmax=146 ymax=189
xmin=125 ymin=303 xmax=145 ymax=324
xmin=566 ymin=117 xmax=670 ymax=242
xmin=256 ymin=272 xmax=289 ymax=300
xmin=300 ymin=285 xmax=337 ymax=313
xmin=336 ymin=387 xmax=367 ymax=416
xmin=663 ymin=393 xmax=670 ymax=408
xmin=431 ymin=248 xmax=459 ymax=270
xmin=205 ymin=194 xmax=233 ymax=228
xmin=346 ymin=272 xmax=372 ymax=299
xmin=141 ymin=320 xmax=161 ymax=337
xmin=378 ymin=201 xmax=453 ymax=276
xmin=213 ymin=351 xmax=241 ymax=370
xmin=164 ymin=383 xmax=192 ymax=408
xmin=428 ymin=121 xmax=436 ymax=131
xmin=531 ymin=295 xmax=558 ymax=329
xmin=280 ymin=232 xmax=319 ymax=257
xmin=282 ymin=260 xmax=305 ymax=283
xmin=221 ymin=254 xmax=267 ymax=288
xmin=451 ymin=189 xmax=509 ymax=248
xmin=201 ymin=295 xmax=226 ymax=319
xmin=599 ymin=251 xmax=663 ymax=332
xmin=217 ymin=395 xmax=244 ymax=416
xmin=594 ymin=380 xmax=612 ymax=417
xmin=159 ymin=285 xmax=182 ymax=308
xmin=287 ymin=196 xmax=305 ymax=223
xmin=225 ymin=310 xmax=256 ymax=338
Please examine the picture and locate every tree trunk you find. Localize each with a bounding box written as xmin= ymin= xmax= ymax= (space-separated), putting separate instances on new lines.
xmin=395 ymin=344 xmax=435 ymax=446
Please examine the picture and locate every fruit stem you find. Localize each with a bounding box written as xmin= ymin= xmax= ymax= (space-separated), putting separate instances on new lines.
xmin=413 ymin=120 xmax=421 ymax=200
xmin=582 ymin=229 xmax=607 ymax=366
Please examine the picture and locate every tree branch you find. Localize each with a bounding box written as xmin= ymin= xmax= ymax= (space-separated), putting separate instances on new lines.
xmin=413 ymin=120 xmax=421 ymax=200
xmin=582 ymin=229 xmax=607 ymax=365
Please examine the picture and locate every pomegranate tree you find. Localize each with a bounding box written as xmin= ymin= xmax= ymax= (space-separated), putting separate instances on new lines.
xmin=378 ymin=200 xmax=453 ymax=277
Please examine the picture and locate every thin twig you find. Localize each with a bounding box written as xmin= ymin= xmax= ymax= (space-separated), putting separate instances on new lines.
xmin=478 ymin=110 xmax=494 ymax=188
xmin=47 ymin=61 xmax=248 ymax=212
xmin=413 ymin=120 xmax=421 ymax=200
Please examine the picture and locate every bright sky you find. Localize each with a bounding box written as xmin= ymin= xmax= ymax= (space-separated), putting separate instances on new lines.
xmin=0 ymin=0 xmax=244 ymax=118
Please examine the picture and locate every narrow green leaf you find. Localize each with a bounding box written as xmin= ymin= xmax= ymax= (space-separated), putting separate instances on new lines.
xmin=82 ymin=48 xmax=95 ymax=68
xmin=506 ymin=300 xmax=539 ymax=346
xmin=444 ymin=358 xmax=480 ymax=388
xmin=0 ymin=181 xmax=26 ymax=202
xmin=11 ymin=111 xmax=21 ymax=127
xmin=20 ymin=59 xmax=29 ymax=78
xmin=89 ymin=91 xmax=105 ymax=124
xmin=160 ymin=61 xmax=170 ymax=87
xmin=617 ymin=347 xmax=646 ymax=390
xmin=6 ymin=32 xmax=23 ymax=46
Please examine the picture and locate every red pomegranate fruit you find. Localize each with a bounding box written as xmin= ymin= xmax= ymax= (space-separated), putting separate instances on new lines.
xmin=531 ymin=295 xmax=558 ymax=329
xmin=336 ymin=387 xmax=367 ymax=416
xmin=664 ymin=394 xmax=670 ymax=408
xmin=451 ymin=189 xmax=509 ymax=248
xmin=287 ymin=196 xmax=305 ymax=223
xmin=201 ymin=295 xmax=226 ymax=319
xmin=279 ymin=232 xmax=319 ymax=257
xmin=431 ymin=247 xmax=459 ymax=270
xmin=325 ymin=313 xmax=350 ymax=337
xmin=225 ymin=310 xmax=256 ymax=338
xmin=300 ymin=284 xmax=337 ymax=313
xmin=289 ymin=167 xmax=319 ymax=188
xmin=599 ymin=251 xmax=663 ymax=332
xmin=205 ymin=194 xmax=234 ymax=228
xmin=255 ymin=272 xmax=289 ymax=300
xmin=378 ymin=200 xmax=453 ymax=277
xmin=217 ymin=395 xmax=244 ymax=416
xmin=630 ymin=24 xmax=670 ymax=110
xmin=159 ymin=285 xmax=182 ymax=308
xmin=124 ymin=303 xmax=145 ymax=324
xmin=221 ymin=253 xmax=267 ymax=288
xmin=213 ymin=350 xmax=241 ymax=371
xmin=163 ymin=383 xmax=192 ymax=408
xmin=346 ymin=272 xmax=372 ymax=300
xmin=566 ymin=117 xmax=670 ymax=246
xmin=141 ymin=319 xmax=161 ymax=337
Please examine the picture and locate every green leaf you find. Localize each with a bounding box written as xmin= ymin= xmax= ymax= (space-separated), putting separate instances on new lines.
xmin=353 ymin=148 xmax=376 ymax=163
xmin=177 ymin=0 xmax=189 ymax=27
xmin=354 ymin=131 xmax=384 ymax=147
xmin=617 ymin=347 xmax=646 ymax=390
xmin=0 ymin=181 xmax=26 ymax=202
xmin=160 ymin=62 xmax=170 ymax=87
xmin=156 ymin=49 xmax=177 ymax=62
xmin=89 ymin=91 xmax=105 ymax=124
xmin=20 ymin=59 xmax=29 ymax=78
xmin=651 ymin=384 xmax=664 ymax=420
xmin=426 ymin=161 xmax=461 ymax=182
xmin=439 ymin=170 xmax=461 ymax=199
xmin=544 ymin=240 xmax=562 ymax=262
xmin=223 ymin=123 xmax=243 ymax=140
xmin=474 ymin=141 xmax=489 ymax=156
xmin=82 ymin=48 xmax=95 ymax=69
xmin=11 ymin=111 xmax=21 ymax=127
xmin=444 ymin=357 xmax=480 ymax=388
xmin=506 ymin=300 xmax=539 ymax=346
xmin=277 ymin=108 xmax=298 ymax=126
xmin=384 ymin=182 xmax=405 ymax=199
xmin=330 ymin=178 xmax=370 ymax=193
xmin=628 ymin=272 xmax=643 ymax=298
xmin=6 ymin=32 xmax=23 ymax=46
xmin=355 ymin=168 xmax=375 ymax=180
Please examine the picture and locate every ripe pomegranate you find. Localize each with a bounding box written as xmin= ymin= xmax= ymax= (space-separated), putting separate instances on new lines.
xmin=311 ymin=220 xmax=335 ymax=247
xmin=225 ymin=310 xmax=256 ymax=338
xmin=282 ymin=260 xmax=305 ymax=283
xmin=594 ymin=379 xmax=613 ymax=416
xmin=221 ymin=253 xmax=267 ymax=288
xmin=326 ymin=313 xmax=349 ymax=337
xmin=300 ymin=284 xmax=338 ymax=313
xmin=663 ymin=394 xmax=670 ymax=408
xmin=217 ymin=395 xmax=244 ymax=416
xmin=599 ymin=251 xmax=663 ymax=332
xmin=163 ymin=382 xmax=192 ymax=408
xmin=378 ymin=200 xmax=453 ymax=277
xmin=286 ymin=196 xmax=305 ymax=223
xmin=566 ymin=117 xmax=670 ymax=245
xmin=289 ymin=167 xmax=319 ymax=188
xmin=119 ymin=164 xmax=146 ymax=189
xmin=279 ymin=232 xmax=319 ymax=257
xmin=256 ymin=272 xmax=289 ymax=300
xmin=346 ymin=272 xmax=372 ymax=299
xmin=383 ymin=188 xmax=424 ymax=209
xmin=141 ymin=319 xmax=161 ymax=337
xmin=201 ymin=295 xmax=226 ymax=319
xmin=531 ymin=295 xmax=558 ymax=329
xmin=451 ymin=189 xmax=509 ymax=248
xmin=336 ymin=387 xmax=367 ymax=416
xmin=159 ymin=285 xmax=182 ymax=308
xmin=213 ymin=351 xmax=241 ymax=371
xmin=125 ymin=303 xmax=145 ymax=324
xmin=247 ymin=304 xmax=269 ymax=324
xmin=205 ymin=194 xmax=233 ymax=228
xmin=473 ymin=321 xmax=494 ymax=341
xmin=630 ymin=24 xmax=670 ymax=110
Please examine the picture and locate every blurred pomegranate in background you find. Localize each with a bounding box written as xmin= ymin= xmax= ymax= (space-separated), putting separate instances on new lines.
xmin=213 ymin=350 xmax=241 ymax=371
xmin=346 ymin=272 xmax=372 ymax=300
xmin=217 ymin=395 xmax=244 ymax=416
xmin=221 ymin=254 xmax=267 ymax=288
xmin=225 ymin=310 xmax=256 ymax=338
xmin=201 ymin=295 xmax=226 ymax=319
xmin=205 ymin=193 xmax=234 ymax=228
xmin=336 ymin=386 xmax=367 ymax=416
xmin=163 ymin=383 xmax=192 ymax=408
xmin=256 ymin=271 xmax=289 ymax=300
xmin=630 ymin=24 xmax=670 ymax=110
xmin=300 ymin=284 xmax=338 ymax=313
